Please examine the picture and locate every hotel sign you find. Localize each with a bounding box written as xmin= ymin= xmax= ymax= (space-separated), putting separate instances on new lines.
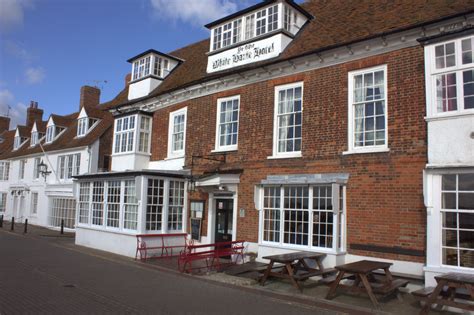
xmin=207 ymin=34 xmax=289 ymax=73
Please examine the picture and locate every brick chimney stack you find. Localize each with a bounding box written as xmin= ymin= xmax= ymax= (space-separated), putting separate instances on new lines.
xmin=79 ymin=86 xmax=101 ymax=110
xmin=26 ymin=101 xmax=44 ymax=128
xmin=125 ymin=73 xmax=132 ymax=87
xmin=0 ymin=116 xmax=10 ymax=134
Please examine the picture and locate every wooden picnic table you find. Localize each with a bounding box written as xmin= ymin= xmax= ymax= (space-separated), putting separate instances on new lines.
xmin=419 ymin=272 xmax=474 ymax=314
xmin=325 ymin=260 xmax=409 ymax=309
xmin=260 ymin=251 xmax=335 ymax=291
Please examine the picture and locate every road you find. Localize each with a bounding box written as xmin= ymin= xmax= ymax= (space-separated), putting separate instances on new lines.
xmin=0 ymin=229 xmax=351 ymax=315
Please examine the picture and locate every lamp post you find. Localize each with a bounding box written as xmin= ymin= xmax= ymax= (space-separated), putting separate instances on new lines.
xmin=38 ymin=160 xmax=51 ymax=182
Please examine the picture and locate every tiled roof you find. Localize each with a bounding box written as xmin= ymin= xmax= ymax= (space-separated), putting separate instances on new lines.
xmin=109 ymin=0 xmax=474 ymax=109
xmin=0 ymin=86 xmax=130 ymax=159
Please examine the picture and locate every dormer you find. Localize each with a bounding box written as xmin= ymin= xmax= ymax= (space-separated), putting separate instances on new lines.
xmin=45 ymin=116 xmax=66 ymax=144
xmin=77 ymin=107 xmax=99 ymax=138
xmin=13 ymin=128 xmax=28 ymax=150
xmin=127 ymin=49 xmax=182 ymax=101
xmin=30 ymin=122 xmax=45 ymax=147
xmin=206 ymin=0 xmax=311 ymax=73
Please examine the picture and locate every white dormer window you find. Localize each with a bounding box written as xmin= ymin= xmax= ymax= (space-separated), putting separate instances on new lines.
xmin=131 ymin=53 xmax=175 ymax=82
xmin=31 ymin=132 xmax=39 ymax=146
xmin=132 ymin=55 xmax=151 ymax=81
xmin=77 ymin=117 xmax=98 ymax=137
xmin=153 ymin=57 xmax=169 ymax=78
xmin=45 ymin=126 xmax=54 ymax=143
xmin=45 ymin=124 xmax=65 ymax=144
xmin=13 ymin=129 xmax=27 ymax=150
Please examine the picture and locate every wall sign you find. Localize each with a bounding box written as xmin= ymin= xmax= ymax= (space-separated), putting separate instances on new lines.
xmin=190 ymin=200 xmax=205 ymax=219
xmin=190 ymin=218 xmax=202 ymax=241
xmin=207 ymin=33 xmax=290 ymax=73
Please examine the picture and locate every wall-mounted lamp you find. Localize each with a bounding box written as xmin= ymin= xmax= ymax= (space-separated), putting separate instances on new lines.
xmin=38 ymin=160 xmax=51 ymax=181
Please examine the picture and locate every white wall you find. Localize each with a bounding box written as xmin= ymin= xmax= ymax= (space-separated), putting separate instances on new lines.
xmin=427 ymin=115 xmax=474 ymax=167
xmin=76 ymin=227 xmax=138 ymax=257
xmin=111 ymin=153 xmax=150 ymax=172
xmin=128 ymin=78 xmax=161 ymax=100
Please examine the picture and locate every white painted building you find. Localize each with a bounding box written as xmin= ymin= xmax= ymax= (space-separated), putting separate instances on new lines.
xmin=422 ymin=30 xmax=474 ymax=286
xmin=0 ymin=87 xmax=114 ymax=230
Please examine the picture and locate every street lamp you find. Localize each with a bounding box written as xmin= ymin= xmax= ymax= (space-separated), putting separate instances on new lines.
xmin=38 ymin=160 xmax=51 ymax=181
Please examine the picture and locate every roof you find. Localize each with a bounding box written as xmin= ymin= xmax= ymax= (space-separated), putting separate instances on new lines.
xmin=108 ymin=0 xmax=474 ymax=109
xmin=0 ymin=86 xmax=129 ymax=160
xmin=126 ymin=49 xmax=184 ymax=63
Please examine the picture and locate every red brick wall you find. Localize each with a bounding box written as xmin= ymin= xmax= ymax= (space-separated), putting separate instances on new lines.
xmin=150 ymin=46 xmax=427 ymax=263
xmin=98 ymin=125 xmax=113 ymax=171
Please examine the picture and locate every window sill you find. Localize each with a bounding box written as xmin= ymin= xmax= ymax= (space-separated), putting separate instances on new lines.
xmin=259 ymin=242 xmax=343 ymax=255
xmin=342 ymin=147 xmax=390 ymax=155
xmin=211 ymin=147 xmax=237 ymax=153
xmin=267 ymin=152 xmax=302 ymax=160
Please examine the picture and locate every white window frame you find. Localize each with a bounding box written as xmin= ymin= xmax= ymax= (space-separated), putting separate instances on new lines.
xmin=425 ymin=35 xmax=474 ymax=118
xmin=113 ymin=115 xmax=136 ymax=154
xmin=132 ymin=55 xmax=152 ymax=81
xmin=31 ymin=192 xmax=38 ymax=215
xmin=58 ymin=153 xmax=81 ymax=180
xmin=77 ymin=118 xmax=88 ymax=137
xmin=45 ymin=126 xmax=54 ymax=143
xmin=270 ymin=82 xmax=304 ymax=159
xmin=19 ymin=159 xmax=26 ymax=180
xmin=0 ymin=162 xmax=9 ymax=181
xmin=33 ymin=157 xmax=40 ymax=180
xmin=13 ymin=136 xmax=27 ymax=150
xmin=167 ymin=108 xmax=187 ymax=159
xmin=138 ymin=116 xmax=152 ymax=154
xmin=346 ymin=65 xmax=389 ymax=155
xmin=0 ymin=192 xmax=7 ymax=213
xmin=214 ymin=95 xmax=240 ymax=152
xmin=439 ymin=173 xmax=474 ymax=270
xmin=259 ymin=184 xmax=345 ymax=253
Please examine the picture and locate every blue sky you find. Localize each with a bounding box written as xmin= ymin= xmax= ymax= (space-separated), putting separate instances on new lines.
xmin=0 ymin=0 xmax=276 ymax=128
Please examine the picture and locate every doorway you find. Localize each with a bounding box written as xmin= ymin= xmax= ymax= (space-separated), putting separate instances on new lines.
xmin=215 ymin=199 xmax=233 ymax=243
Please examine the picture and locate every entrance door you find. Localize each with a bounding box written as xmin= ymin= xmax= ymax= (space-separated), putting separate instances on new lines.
xmin=215 ymin=199 xmax=233 ymax=243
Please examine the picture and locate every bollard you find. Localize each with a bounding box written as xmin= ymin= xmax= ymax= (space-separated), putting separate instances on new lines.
xmin=11 ymin=217 xmax=14 ymax=231
xmin=60 ymin=219 xmax=64 ymax=235
xmin=0 ymin=215 xmax=3 ymax=228
xmin=24 ymin=219 xmax=28 ymax=234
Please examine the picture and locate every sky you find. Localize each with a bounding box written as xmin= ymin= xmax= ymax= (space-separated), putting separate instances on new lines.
xmin=0 ymin=0 xmax=274 ymax=129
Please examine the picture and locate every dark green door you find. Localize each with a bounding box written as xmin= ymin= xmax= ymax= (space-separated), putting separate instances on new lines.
xmin=215 ymin=199 xmax=233 ymax=243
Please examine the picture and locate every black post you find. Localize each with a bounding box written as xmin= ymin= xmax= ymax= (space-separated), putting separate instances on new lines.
xmin=24 ymin=219 xmax=28 ymax=234
xmin=0 ymin=215 xmax=3 ymax=228
xmin=11 ymin=217 xmax=14 ymax=231
xmin=60 ymin=219 xmax=64 ymax=235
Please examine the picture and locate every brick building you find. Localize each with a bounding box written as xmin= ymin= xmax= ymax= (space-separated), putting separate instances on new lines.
xmin=74 ymin=0 xmax=474 ymax=284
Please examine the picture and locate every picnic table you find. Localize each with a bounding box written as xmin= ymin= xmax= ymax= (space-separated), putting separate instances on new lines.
xmin=259 ymin=251 xmax=335 ymax=291
xmin=325 ymin=260 xmax=409 ymax=308
xmin=418 ymin=272 xmax=474 ymax=314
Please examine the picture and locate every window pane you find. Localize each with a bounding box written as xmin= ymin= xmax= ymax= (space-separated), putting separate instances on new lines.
xmin=462 ymin=38 xmax=473 ymax=65
xmin=459 ymin=193 xmax=474 ymax=210
xmin=442 ymin=174 xmax=457 ymax=191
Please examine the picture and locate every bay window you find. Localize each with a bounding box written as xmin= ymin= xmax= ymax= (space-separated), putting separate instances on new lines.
xmin=113 ymin=114 xmax=152 ymax=155
xmin=215 ymin=96 xmax=240 ymax=151
xmin=441 ymin=173 xmax=474 ymax=268
xmin=428 ymin=35 xmax=474 ymax=115
xmin=273 ymin=82 xmax=303 ymax=157
xmin=262 ymin=184 xmax=345 ymax=251
xmin=348 ymin=65 xmax=388 ymax=152
xmin=168 ymin=108 xmax=187 ymax=158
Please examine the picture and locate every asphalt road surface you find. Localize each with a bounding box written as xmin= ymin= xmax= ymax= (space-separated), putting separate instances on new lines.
xmin=0 ymin=229 xmax=352 ymax=315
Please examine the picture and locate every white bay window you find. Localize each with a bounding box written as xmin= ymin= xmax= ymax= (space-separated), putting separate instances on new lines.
xmin=113 ymin=114 xmax=152 ymax=155
xmin=427 ymin=35 xmax=474 ymax=115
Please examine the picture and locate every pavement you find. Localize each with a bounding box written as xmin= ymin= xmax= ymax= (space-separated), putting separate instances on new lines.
xmin=0 ymin=223 xmax=363 ymax=315
xmin=0 ymin=222 xmax=462 ymax=315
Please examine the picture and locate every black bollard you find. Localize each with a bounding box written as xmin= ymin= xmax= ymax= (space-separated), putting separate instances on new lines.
xmin=24 ymin=219 xmax=28 ymax=234
xmin=0 ymin=214 xmax=3 ymax=228
xmin=60 ymin=219 xmax=64 ymax=235
xmin=11 ymin=217 xmax=14 ymax=231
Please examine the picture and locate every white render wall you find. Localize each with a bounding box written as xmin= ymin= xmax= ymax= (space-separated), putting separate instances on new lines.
xmin=1 ymin=141 xmax=100 ymax=228
xmin=427 ymin=115 xmax=474 ymax=167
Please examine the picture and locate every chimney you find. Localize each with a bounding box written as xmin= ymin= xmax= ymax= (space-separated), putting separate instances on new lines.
xmin=80 ymin=86 xmax=101 ymax=110
xmin=0 ymin=116 xmax=10 ymax=134
xmin=26 ymin=101 xmax=44 ymax=128
xmin=125 ymin=73 xmax=131 ymax=87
